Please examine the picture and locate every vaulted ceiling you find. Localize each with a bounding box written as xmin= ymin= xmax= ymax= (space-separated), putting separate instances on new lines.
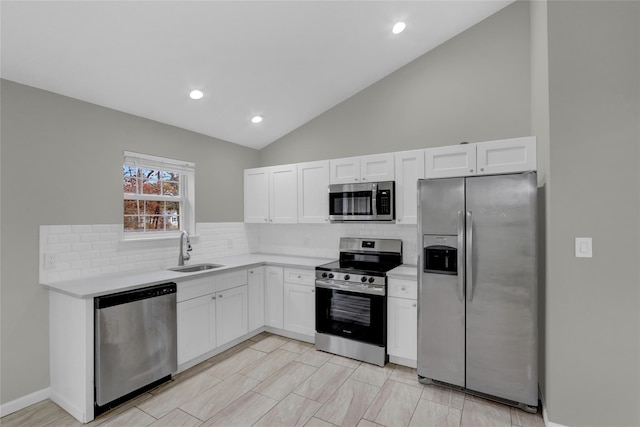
xmin=1 ymin=1 xmax=514 ymax=149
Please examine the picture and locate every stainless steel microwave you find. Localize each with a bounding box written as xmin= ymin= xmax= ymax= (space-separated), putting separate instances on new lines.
xmin=329 ymin=181 xmax=395 ymax=222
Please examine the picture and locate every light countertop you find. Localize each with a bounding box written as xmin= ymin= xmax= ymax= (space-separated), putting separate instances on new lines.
xmin=388 ymin=264 xmax=418 ymax=280
xmin=43 ymin=253 xmax=333 ymax=299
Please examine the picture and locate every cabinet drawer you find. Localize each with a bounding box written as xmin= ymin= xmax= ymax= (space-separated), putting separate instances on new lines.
xmin=284 ymin=268 xmax=315 ymax=286
xmin=388 ymin=279 xmax=417 ymax=299
xmin=177 ymin=276 xmax=216 ymax=302
xmin=216 ymin=269 xmax=248 ymax=292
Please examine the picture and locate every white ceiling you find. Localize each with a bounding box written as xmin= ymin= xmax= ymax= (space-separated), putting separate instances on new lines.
xmin=1 ymin=1 xmax=514 ymax=150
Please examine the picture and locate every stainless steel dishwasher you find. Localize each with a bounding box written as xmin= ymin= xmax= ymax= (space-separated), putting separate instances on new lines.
xmin=95 ymin=282 xmax=177 ymax=414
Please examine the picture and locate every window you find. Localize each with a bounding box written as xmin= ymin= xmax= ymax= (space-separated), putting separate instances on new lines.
xmin=123 ymin=151 xmax=195 ymax=239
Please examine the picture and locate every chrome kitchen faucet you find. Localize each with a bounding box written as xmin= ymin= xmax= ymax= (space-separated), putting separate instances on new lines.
xmin=178 ymin=230 xmax=192 ymax=266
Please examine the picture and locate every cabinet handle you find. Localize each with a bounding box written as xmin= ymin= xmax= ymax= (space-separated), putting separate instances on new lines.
xmin=480 ymin=168 xmax=484 ymax=172
xmin=401 ymin=287 xmax=406 ymax=291
xmin=470 ymin=169 xmax=474 ymax=173
xmin=412 ymin=303 xmax=417 ymax=307
xmin=212 ymin=296 xmax=216 ymax=300
xmin=249 ymin=270 xmax=254 ymax=274
xmin=355 ymin=178 xmax=359 ymax=182
xmin=311 ymin=289 xmax=315 ymax=293
xmin=297 ymin=275 xmax=301 ymax=279
xmin=362 ymin=177 xmax=366 ymax=181
xmin=264 ymin=218 xmax=268 ymax=222
xmin=269 ymin=219 xmax=273 ymax=222
xmin=397 ymin=218 xmax=401 ymax=222
xmin=219 ymin=294 xmax=223 ymax=298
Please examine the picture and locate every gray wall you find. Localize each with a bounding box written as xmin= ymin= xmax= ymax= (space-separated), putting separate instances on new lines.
xmin=0 ymin=79 xmax=259 ymax=403
xmin=545 ymin=2 xmax=640 ymax=426
xmin=260 ymin=1 xmax=532 ymax=166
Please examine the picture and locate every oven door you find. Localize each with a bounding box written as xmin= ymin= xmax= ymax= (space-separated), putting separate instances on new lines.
xmin=315 ymin=283 xmax=386 ymax=346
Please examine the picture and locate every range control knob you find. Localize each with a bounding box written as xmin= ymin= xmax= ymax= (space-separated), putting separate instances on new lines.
xmin=344 ymin=274 xmax=350 ymax=281
xmin=328 ymin=273 xmax=334 ymax=279
xmin=322 ymin=272 xmax=328 ymax=278
xmin=368 ymin=277 xmax=375 ymax=283
xmin=361 ymin=277 xmax=368 ymax=283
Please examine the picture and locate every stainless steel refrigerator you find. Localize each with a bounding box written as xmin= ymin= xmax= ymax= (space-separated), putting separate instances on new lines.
xmin=417 ymin=172 xmax=537 ymax=410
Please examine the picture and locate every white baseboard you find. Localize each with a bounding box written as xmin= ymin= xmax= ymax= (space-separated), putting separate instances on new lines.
xmin=540 ymin=386 xmax=568 ymax=427
xmin=0 ymin=387 xmax=50 ymax=418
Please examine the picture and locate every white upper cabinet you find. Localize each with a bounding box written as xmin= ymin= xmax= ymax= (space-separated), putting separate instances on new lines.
xmin=329 ymin=153 xmax=394 ymax=184
xmin=476 ymin=136 xmax=536 ymax=175
xmin=394 ymin=150 xmax=425 ymax=225
xmin=424 ymin=144 xmax=477 ymax=178
xmin=425 ymin=137 xmax=537 ymax=178
xmin=269 ymin=164 xmax=298 ymax=223
xmin=244 ymin=164 xmax=298 ymax=224
xmin=244 ymin=167 xmax=269 ymax=223
xmin=297 ymin=160 xmax=330 ymax=223
xmin=360 ymin=153 xmax=395 ymax=182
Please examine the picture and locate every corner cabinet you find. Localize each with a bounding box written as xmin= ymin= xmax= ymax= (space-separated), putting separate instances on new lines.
xmin=264 ymin=266 xmax=284 ymax=328
xmin=244 ymin=165 xmax=298 ymax=223
xmin=297 ymin=160 xmax=330 ymax=223
xmin=248 ymin=267 xmax=266 ymax=331
xmin=425 ymin=136 xmax=536 ymax=178
xmin=387 ymin=277 xmax=418 ymax=367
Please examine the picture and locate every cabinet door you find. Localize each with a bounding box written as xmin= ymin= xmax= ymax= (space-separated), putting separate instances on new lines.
xmin=244 ymin=167 xmax=269 ymax=223
xmin=425 ymin=144 xmax=477 ymax=178
xmin=394 ymin=150 xmax=425 ymax=225
xmin=248 ymin=267 xmax=265 ymax=331
xmin=361 ymin=153 xmax=395 ymax=182
xmin=387 ymin=296 xmax=417 ymax=361
xmin=476 ymin=136 xmax=536 ymax=175
xmin=264 ymin=266 xmax=284 ymax=328
xmin=283 ymin=283 xmax=316 ymax=337
xmin=177 ymin=294 xmax=216 ymax=364
xmin=216 ymin=286 xmax=248 ymax=346
xmin=297 ymin=160 xmax=330 ymax=223
xmin=329 ymin=157 xmax=361 ymax=184
xmin=269 ymin=164 xmax=298 ymax=223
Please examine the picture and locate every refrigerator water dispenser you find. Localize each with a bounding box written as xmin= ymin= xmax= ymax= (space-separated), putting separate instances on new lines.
xmin=423 ymin=235 xmax=458 ymax=275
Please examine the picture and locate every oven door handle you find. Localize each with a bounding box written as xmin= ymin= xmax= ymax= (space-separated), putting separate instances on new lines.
xmin=315 ymin=281 xmax=385 ymax=297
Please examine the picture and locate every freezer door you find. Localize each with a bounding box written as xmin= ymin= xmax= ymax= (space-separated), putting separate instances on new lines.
xmin=465 ymin=172 xmax=538 ymax=406
xmin=417 ymin=178 xmax=465 ymax=387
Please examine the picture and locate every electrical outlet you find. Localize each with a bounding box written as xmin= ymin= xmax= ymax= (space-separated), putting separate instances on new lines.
xmin=45 ymin=253 xmax=58 ymax=270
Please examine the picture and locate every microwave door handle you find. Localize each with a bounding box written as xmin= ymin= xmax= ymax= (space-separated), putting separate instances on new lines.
xmin=372 ymin=183 xmax=377 ymax=216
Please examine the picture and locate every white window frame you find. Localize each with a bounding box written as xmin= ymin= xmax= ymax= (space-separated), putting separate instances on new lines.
xmin=123 ymin=151 xmax=195 ymax=241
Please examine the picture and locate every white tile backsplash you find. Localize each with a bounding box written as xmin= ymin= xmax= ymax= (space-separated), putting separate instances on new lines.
xmin=40 ymin=221 xmax=418 ymax=284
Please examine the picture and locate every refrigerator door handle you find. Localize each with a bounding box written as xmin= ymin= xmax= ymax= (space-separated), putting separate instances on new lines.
xmin=457 ymin=211 xmax=465 ymax=301
xmin=466 ymin=211 xmax=474 ymax=302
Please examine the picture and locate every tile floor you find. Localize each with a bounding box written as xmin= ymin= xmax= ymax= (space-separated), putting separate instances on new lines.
xmin=1 ymin=333 xmax=545 ymax=427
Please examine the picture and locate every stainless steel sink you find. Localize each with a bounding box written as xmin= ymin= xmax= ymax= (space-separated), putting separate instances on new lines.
xmin=168 ymin=263 xmax=224 ymax=273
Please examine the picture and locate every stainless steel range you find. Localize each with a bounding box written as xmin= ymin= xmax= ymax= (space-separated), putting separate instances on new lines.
xmin=315 ymin=237 xmax=403 ymax=366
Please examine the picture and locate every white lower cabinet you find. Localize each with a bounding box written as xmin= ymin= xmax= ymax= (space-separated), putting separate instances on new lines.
xmin=265 ymin=266 xmax=284 ymax=328
xmin=177 ymin=270 xmax=249 ymax=365
xmin=283 ymin=281 xmax=315 ymax=337
xmin=248 ymin=267 xmax=265 ymax=331
xmin=177 ymin=293 xmax=216 ymax=364
xmin=216 ymin=285 xmax=248 ymax=346
xmin=387 ymin=278 xmax=418 ymax=364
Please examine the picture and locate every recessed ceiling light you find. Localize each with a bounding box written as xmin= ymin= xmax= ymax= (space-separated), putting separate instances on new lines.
xmin=251 ymin=116 xmax=263 ymax=124
xmin=189 ymin=90 xmax=204 ymax=100
xmin=392 ymin=22 xmax=406 ymax=35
